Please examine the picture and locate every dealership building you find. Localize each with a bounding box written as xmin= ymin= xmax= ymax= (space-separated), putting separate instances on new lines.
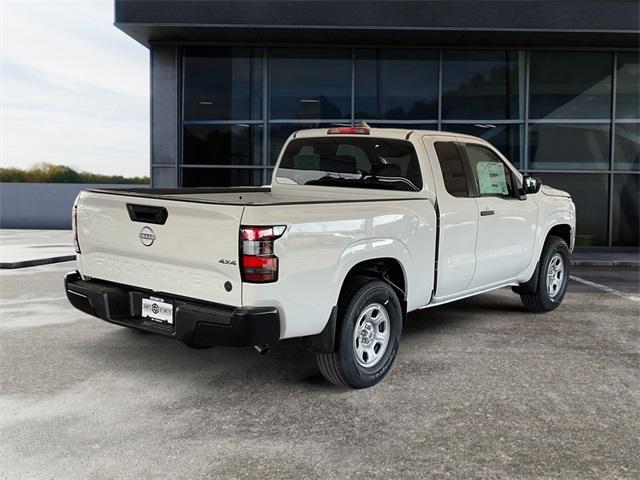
xmin=114 ymin=0 xmax=639 ymax=248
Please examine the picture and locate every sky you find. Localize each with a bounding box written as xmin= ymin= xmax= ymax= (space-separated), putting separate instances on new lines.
xmin=1 ymin=0 xmax=149 ymax=177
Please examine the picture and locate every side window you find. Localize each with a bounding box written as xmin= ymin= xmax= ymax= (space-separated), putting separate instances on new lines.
xmin=434 ymin=142 xmax=469 ymax=198
xmin=465 ymin=144 xmax=515 ymax=197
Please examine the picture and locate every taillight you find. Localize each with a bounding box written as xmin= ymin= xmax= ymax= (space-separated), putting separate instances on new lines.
xmin=327 ymin=127 xmax=370 ymax=135
xmin=240 ymin=225 xmax=286 ymax=283
xmin=72 ymin=204 xmax=81 ymax=254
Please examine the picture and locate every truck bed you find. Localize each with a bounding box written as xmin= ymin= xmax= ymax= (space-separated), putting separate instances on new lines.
xmin=86 ymin=186 xmax=418 ymax=206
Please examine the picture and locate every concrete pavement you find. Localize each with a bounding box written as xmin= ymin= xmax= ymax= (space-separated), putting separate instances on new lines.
xmin=0 ymin=230 xmax=74 ymax=268
xmin=0 ymin=262 xmax=638 ymax=479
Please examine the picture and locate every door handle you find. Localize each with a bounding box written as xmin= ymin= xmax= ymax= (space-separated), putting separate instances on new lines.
xmin=480 ymin=209 xmax=495 ymax=217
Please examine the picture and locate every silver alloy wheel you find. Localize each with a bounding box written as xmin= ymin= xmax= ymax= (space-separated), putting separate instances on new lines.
xmin=546 ymin=253 xmax=565 ymax=298
xmin=353 ymin=303 xmax=391 ymax=368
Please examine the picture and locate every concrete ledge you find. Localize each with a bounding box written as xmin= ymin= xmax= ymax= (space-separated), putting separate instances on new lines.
xmin=0 ymin=255 xmax=76 ymax=269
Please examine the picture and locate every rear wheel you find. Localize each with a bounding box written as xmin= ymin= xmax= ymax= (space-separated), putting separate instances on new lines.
xmin=315 ymin=278 xmax=402 ymax=388
xmin=519 ymin=236 xmax=570 ymax=313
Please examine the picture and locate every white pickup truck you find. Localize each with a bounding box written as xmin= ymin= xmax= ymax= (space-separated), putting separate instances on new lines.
xmin=65 ymin=126 xmax=575 ymax=388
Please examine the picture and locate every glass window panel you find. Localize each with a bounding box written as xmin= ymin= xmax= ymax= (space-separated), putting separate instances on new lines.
xmin=612 ymin=174 xmax=639 ymax=247
xmin=528 ymin=123 xmax=610 ymax=170
xmin=183 ymin=47 xmax=262 ymax=121
xmin=434 ymin=142 xmax=469 ymax=197
xmin=536 ymin=173 xmax=609 ymax=246
xmin=355 ymin=49 xmax=438 ymax=120
xmin=442 ymin=123 xmax=523 ymax=168
xmin=529 ymin=51 xmax=612 ymax=119
xmin=277 ymin=137 xmax=423 ymax=192
xmin=183 ymin=124 xmax=263 ymax=166
xmin=615 ymin=53 xmax=640 ymax=119
xmin=269 ymin=48 xmax=351 ymax=120
xmin=181 ymin=167 xmax=265 ymax=187
xmin=614 ymin=123 xmax=640 ymax=171
xmin=371 ymin=123 xmax=438 ymax=130
xmin=465 ymin=144 xmax=516 ymax=197
xmin=442 ymin=50 xmax=524 ymax=120
xmin=268 ymin=123 xmax=332 ymax=165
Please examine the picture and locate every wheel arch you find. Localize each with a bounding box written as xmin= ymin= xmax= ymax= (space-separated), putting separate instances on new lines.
xmin=339 ymin=257 xmax=407 ymax=305
xmin=304 ymin=256 xmax=408 ymax=354
xmin=515 ymin=223 xmax=573 ymax=295
xmin=547 ymin=223 xmax=572 ymax=248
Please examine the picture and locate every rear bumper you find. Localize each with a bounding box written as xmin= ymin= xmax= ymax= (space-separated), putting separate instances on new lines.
xmin=64 ymin=271 xmax=280 ymax=347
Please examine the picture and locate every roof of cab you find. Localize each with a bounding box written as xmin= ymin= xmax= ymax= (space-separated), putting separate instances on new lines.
xmin=291 ymin=126 xmax=482 ymax=142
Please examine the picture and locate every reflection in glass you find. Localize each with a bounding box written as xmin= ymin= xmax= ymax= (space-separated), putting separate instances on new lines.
xmin=443 ymin=123 xmax=523 ymax=168
xmin=528 ymin=123 xmax=610 ymax=170
xmin=614 ymin=123 xmax=640 ymax=171
xmin=268 ymin=123 xmax=332 ymax=165
xmin=183 ymin=47 xmax=262 ymax=121
xmin=616 ymin=53 xmax=640 ymax=119
xmin=442 ymin=50 xmax=524 ymax=120
xmin=612 ymin=175 xmax=639 ymax=246
xmin=181 ymin=167 xmax=265 ymax=187
xmin=370 ymin=123 xmax=438 ymax=130
xmin=269 ymin=48 xmax=351 ymax=120
xmin=183 ymin=125 xmax=263 ymax=166
xmin=277 ymin=137 xmax=423 ymax=191
xmin=355 ymin=49 xmax=438 ymax=120
xmin=536 ymin=173 xmax=609 ymax=246
xmin=529 ymin=51 xmax=612 ymax=119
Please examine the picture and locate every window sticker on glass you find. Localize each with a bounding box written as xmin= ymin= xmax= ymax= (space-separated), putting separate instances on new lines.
xmin=476 ymin=161 xmax=509 ymax=195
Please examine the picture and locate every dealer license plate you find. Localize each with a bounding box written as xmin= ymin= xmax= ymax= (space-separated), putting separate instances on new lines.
xmin=142 ymin=296 xmax=174 ymax=324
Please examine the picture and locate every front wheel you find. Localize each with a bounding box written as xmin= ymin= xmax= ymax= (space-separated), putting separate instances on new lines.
xmin=519 ymin=236 xmax=570 ymax=313
xmin=315 ymin=278 xmax=402 ymax=388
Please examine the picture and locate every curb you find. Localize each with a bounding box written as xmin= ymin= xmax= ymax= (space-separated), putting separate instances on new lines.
xmin=0 ymin=255 xmax=76 ymax=269
xmin=571 ymin=260 xmax=639 ymax=267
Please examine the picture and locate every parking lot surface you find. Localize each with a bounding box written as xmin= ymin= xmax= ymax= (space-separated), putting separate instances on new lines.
xmin=1 ymin=263 xmax=638 ymax=479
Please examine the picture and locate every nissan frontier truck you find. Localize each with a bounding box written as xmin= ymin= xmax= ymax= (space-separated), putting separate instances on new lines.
xmin=65 ymin=126 xmax=575 ymax=388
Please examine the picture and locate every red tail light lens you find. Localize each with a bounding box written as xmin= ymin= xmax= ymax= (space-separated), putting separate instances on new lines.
xmin=327 ymin=127 xmax=370 ymax=135
xmin=72 ymin=204 xmax=81 ymax=254
xmin=240 ymin=225 xmax=286 ymax=283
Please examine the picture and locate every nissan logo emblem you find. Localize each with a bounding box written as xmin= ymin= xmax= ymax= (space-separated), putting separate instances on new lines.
xmin=139 ymin=226 xmax=156 ymax=247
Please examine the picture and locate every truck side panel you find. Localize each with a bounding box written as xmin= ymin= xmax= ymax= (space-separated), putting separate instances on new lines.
xmin=241 ymin=199 xmax=436 ymax=339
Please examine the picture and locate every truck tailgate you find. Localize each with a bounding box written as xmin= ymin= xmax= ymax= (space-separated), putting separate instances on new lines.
xmin=76 ymin=190 xmax=244 ymax=306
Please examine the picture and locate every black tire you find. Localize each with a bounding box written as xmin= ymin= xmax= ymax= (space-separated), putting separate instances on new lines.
xmin=519 ymin=236 xmax=570 ymax=313
xmin=315 ymin=277 xmax=402 ymax=388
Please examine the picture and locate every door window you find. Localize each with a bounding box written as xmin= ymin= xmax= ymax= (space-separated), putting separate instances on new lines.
xmin=434 ymin=142 xmax=469 ymax=197
xmin=465 ymin=144 xmax=516 ymax=197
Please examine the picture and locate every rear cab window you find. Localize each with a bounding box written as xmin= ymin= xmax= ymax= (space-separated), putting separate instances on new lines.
xmin=276 ymin=137 xmax=423 ymax=192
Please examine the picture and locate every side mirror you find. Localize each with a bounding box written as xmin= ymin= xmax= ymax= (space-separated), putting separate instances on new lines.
xmin=522 ymin=175 xmax=541 ymax=195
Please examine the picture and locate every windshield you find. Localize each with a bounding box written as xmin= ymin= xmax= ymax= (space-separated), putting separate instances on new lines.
xmin=275 ymin=137 xmax=423 ymax=192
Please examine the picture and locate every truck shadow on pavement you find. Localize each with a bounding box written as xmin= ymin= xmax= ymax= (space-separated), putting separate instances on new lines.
xmin=86 ymin=288 xmax=531 ymax=388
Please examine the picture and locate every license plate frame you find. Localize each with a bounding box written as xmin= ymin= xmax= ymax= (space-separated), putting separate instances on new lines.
xmin=141 ymin=296 xmax=174 ymax=325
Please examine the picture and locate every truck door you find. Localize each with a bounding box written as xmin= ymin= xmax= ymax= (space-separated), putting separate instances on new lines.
xmin=425 ymin=138 xmax=479 ymax=299
xmin=462 ymin=142 xmax=538 ymax=288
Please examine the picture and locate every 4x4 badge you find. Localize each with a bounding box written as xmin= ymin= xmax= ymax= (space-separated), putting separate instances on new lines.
xmin=218 ymin=259 xmax=237 ymax=265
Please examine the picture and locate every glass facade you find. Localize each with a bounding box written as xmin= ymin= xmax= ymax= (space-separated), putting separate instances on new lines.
xmin=355 ymin=49 xmax=438 ymax=120
xmin=180 ymin=47 xmax=640 ymax=247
